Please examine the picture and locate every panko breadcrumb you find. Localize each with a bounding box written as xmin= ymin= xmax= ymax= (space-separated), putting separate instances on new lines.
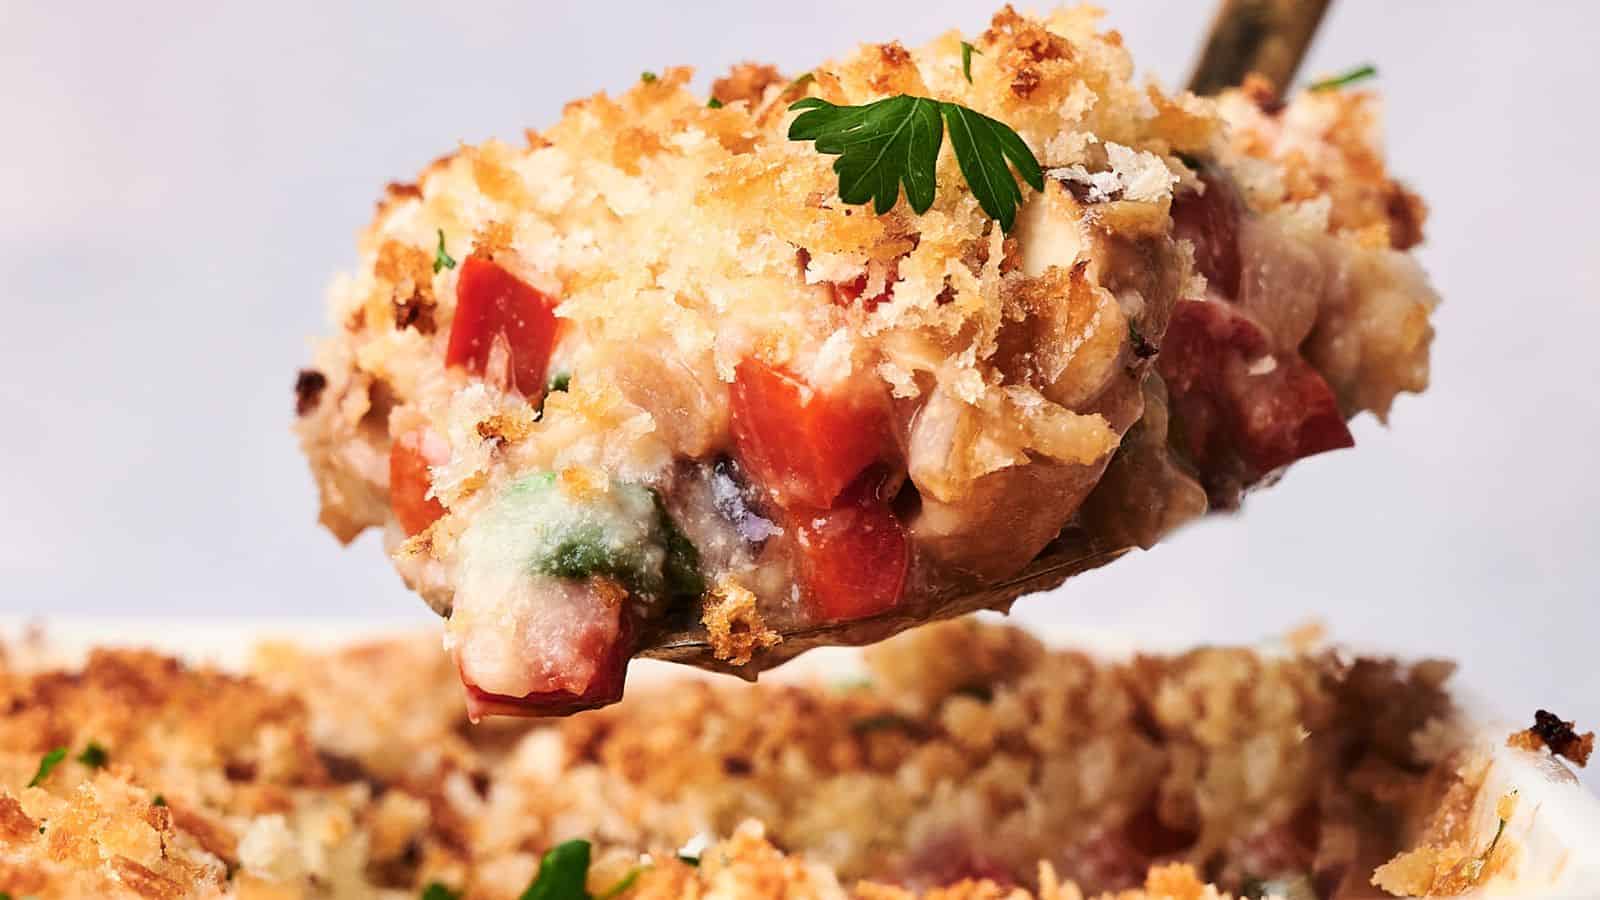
xmin=1 ymin=619 xmax=1547 ymax=900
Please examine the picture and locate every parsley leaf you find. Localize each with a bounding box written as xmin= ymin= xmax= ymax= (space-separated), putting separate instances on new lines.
xmin=706 ymin=97 xmax=724 ymax=109
xmin=960 ymin=41 xmax=981 ymax=83
xmin=941 ymin=101 xmax=1044 ymax=232
xmin=433 ymin=229 xmax=456 ymax=274
xmin=520 ymin=839 xmax=593 ymax=900
xmin=788 ymin=95 xmax=1043 ymax=232
xmin=1308 ymin=63 xmax=1377 ymax=92
xmin=789 ymin=95 xmax=945 ymax=217
xmin=27 ymin=747 xmax=66 ymax=788
xmin=77 ymin=741 xmax=109 ymax=769
xmin=421 ymin=883 xmax=462 ymax=900
xmin=640 ymin=71 xmax=658 ymax=84
xmin=152 ymin=794 xmax=167 ymax=807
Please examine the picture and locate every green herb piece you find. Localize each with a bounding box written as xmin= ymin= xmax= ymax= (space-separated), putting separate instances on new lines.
xmin=653 ymin=492 xmax=705 ymax=600
xmin=940 ymin=101 xmax=1045 ymax=233
xmin=520 ymin=839 xmax=593 ymax=900
xmin=152 ymin=794 xmax=167 ymax=807
xmin=471 ymin=473 xmax=701 ymax=602
xmin=421 ymin=883 xmax=462 ymax=900
xmin=831 ymin=676 xmax=873 ymax=693
xmin=535 ymin=372 xmax=570 ymax=419
xmin=433 ymin=229 xmax=457 ymax=274
xmin=960 ymin=41 xmax=981 ymax=83
xmin=1128 ymin=321 xmax=1157 ymax=359
xmin=0 ymin=891 xmax=11 ymax=900
xmin=1465 ymin=792 xmax=1515 ymax=883
xmin=77 ymin=741 xmax=109 ymax=769
xmin=1308 ymin=63 xmax=1377 ymax=92
xmin=707 ymin=97 xmax=724 ymax=109
xmin=677 ymin=853 xmax=701 ymax=867
xmin=595 ymin=865 xmax=647 ymax=900
xmin=27 ymin=747 xmax=67 ymax=788
xmin=640 ymin=71 xmax=658 ymax=84
xmin=788 ymin=95 xmax=1043 ymax=233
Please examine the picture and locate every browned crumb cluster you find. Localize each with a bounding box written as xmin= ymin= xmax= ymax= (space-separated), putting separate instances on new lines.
xmin=1506 ymin=709 xmax=1594 ymax=768
xmin=0 ymin=619 xmax=1496 ymax=899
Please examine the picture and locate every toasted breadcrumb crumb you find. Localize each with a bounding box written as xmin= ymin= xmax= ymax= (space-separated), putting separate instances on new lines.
xmin=1506 ymin=709 xmax=1594 ymax=767
xmin=702 ymin=577 xmax=782 ymax=665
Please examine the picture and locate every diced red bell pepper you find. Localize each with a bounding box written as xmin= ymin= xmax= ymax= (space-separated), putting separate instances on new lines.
xmin=1171 ymin=170 xmax=1243 ymax=299
xmin=446 ymin=255 xmax=559 ymax=397
xmin=1159 ymin=299 xmax=1352 ymax=481
xmin=794 ymin=477 xmax=910 ymax=622
xmin=389 ymin=430 xmax=445 ymax=536
xmin=458 ymin=609 xmax=633 ymax=719
xmin=729 ymin=358 xmax=893 ymax=510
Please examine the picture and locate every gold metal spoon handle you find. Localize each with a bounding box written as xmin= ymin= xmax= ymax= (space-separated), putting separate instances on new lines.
xmin=1187 ymin=0 xmax=1333 ymax=95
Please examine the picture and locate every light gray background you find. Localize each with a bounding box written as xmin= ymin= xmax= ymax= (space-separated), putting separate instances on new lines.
xmin=3 ymin=3 xmax=1596 ymax=726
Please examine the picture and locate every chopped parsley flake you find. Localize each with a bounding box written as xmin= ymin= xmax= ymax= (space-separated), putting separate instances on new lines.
xmin=1466 ymin=791 xmax=1517 ymax=883
xmin=960 ymin=41 xmax=981 ymax=83
xmin=421 ymin=883 xmax=462 ymax=900
xmin=27 ymin=747 xmax=66 ymax=788
xmin=707 ymin=97 xmax=724 ymax=109
xmin=520 ymin=839 xmax=592 ymax=900
xmin=788 ymin=95 xmax=1043 ymax=232
xmin=77 ymin=741 xmax=109 ymax=769
xmin=152 ymin=794 xmax=167 ymax=807
xmin=433 ymin=229 xmax=456 ymax=274
xmin=831 ymin=675 xmax=874 ymax=693
xmin=640 ymin=71 xmax=658 ymax=84
xmin=1128 ymin=321 xmax=1158 ymax=359
xmin=1308 ymin=63 xmax=1377 ymax=92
